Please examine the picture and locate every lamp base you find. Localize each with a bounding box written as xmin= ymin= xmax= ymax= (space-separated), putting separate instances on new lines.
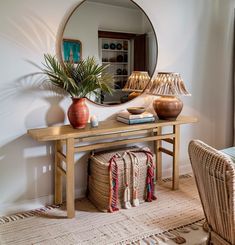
xmin=153 ymin=96 xmax=183 ymax=120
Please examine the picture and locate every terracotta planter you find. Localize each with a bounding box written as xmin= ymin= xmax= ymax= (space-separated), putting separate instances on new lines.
xmin=67 ymin=98 xmax=89 ymax=129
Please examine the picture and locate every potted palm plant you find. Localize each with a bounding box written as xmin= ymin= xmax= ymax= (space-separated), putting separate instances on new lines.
xmin=41 ymin=54 xmax=113 ymax=128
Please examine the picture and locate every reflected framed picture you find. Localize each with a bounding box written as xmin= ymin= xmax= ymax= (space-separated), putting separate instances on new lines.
xmin=62 ymin=39 xmax=82 ymax=63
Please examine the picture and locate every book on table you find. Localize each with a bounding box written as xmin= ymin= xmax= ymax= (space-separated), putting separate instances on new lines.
xmin=117 ymin=116 xmax=155 ymax=125
xmin=117 ymin=111 xmax=154 ymax=120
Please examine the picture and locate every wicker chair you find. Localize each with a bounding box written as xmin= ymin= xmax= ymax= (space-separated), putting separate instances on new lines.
xmin=188 ymin=140 xmax=235 ymax=245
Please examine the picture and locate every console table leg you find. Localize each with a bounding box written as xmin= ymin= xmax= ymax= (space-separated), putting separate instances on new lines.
xmin=155 ymin=127 xmax=162 ymax=183
xmin=55 ymin=140 xmax=63 ymax=204
xmin=173 ymin=125 xmax=180 ymax=190
xmin=66 ymin=138 xmax=75 ymax=218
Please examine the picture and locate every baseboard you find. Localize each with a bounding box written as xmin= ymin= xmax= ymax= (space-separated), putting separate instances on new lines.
xmin=0 ymin=164 xmax=193 ymax=216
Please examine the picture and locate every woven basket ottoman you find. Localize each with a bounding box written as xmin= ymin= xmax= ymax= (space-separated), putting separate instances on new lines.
xmin=87 ymin=146 xmax=156 ymax=212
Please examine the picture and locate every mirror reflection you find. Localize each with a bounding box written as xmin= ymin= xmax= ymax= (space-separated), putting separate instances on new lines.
xmin=61 ymin=0 xmax=158 ymax=105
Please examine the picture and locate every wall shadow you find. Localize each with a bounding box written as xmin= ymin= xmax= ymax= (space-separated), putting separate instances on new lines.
xmin=0 ymin=134 xmax=53 ymax=205
xmin=0 ymin=133 xmax=90 ymax=208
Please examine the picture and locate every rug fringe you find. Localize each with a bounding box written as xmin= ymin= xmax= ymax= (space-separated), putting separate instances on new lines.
xmin=116 ymin=218 xmax=206 ymax=245
xmin=0 ymin=204 xmax=61 ymax=225
xmin=162 ymin=174 xmax=193 ymax=182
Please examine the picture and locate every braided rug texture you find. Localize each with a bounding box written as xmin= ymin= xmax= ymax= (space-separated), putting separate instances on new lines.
xmin=0 ymin=175 xmax=205 ymax=245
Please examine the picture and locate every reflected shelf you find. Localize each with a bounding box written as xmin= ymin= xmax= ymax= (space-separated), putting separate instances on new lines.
xmin=101 ymin=49 xmax=128 ymax=52
xmin=102 ymin=62 xmax=128 ymax=64
xmin=113 ymin=75 xmax=128 ymax=77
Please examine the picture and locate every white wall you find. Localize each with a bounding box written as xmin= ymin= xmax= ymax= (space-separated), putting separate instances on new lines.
xmin=0 ymin=0 xmax=234 ymax=214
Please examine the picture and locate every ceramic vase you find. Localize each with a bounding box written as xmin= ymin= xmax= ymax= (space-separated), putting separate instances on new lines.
xmin=67 ymin=98 xmax=89 ymax=129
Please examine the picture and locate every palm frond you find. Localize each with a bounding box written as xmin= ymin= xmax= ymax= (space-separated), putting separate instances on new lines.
xmin=40 ymin=54 xmax=113 ymax=99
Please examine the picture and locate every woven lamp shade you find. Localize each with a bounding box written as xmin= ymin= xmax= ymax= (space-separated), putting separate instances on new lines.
xmin=123 ymin=71 xmax=150 ymax=100
xmin=123 ymin=71 xmax=150 ymax=92
xmin=148 ymin=72 xmax=191 ymax=119
xmin=148 ymin=72 xmax=190 ymax=96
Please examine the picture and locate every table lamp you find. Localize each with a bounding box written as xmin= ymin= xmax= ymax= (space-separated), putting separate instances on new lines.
xmin=148 ymin=72 xmax=191 ymax=119
xmin=123 ymin=71 xmax=150 ymax=100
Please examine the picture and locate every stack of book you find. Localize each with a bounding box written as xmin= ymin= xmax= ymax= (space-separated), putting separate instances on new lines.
xmin=117 ymin=111 xmax=155 ymax=125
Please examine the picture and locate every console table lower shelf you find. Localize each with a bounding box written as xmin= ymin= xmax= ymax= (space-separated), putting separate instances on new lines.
xmin=28 ymin=116 xmax=197 ymax=218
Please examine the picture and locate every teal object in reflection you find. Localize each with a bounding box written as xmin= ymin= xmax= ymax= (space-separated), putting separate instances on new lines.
xmin=63 ymin=39 xmax=81 ymax=63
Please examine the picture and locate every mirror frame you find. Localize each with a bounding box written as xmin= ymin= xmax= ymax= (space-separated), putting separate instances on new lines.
xmin=57 ymin=0 xmax=158 ymax=106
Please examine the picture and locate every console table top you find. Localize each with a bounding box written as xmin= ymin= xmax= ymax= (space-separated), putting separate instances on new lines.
xmin=27 ymin=115 xmax=198 ymax=141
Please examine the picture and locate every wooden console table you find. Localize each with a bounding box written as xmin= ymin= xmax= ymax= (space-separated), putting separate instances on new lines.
xmin=28 ymin=115 xmax=197 ymax=218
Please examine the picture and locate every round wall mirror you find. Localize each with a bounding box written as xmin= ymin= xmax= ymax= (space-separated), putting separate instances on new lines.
xmin=59 ymin=0 xmax=158 ymax=105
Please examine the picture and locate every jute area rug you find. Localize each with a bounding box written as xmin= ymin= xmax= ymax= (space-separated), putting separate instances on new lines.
xmin=0 ymin=175 xmax=205 ymax=245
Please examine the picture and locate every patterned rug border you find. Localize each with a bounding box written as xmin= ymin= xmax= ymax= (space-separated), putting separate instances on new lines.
xmin=120 ymin=173 xmax=206 ymax=245
xmin=0 ymin=174 xmax=194 ymax=226
xmin=116 ymin=218 xmax=206 ymax=245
